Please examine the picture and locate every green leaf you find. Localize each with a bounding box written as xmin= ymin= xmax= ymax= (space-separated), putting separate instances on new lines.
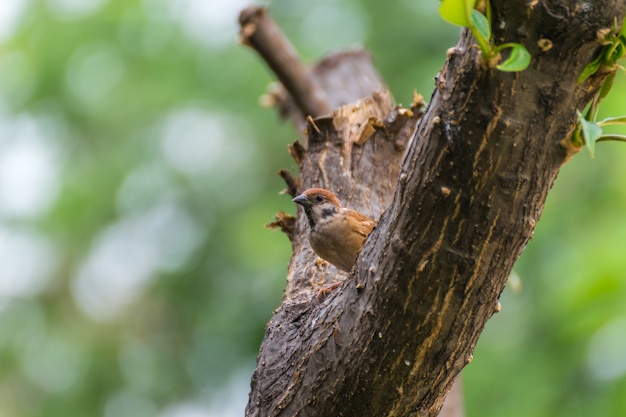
xmin=439 ymin=0 xmax=475 ymax=27
xmin=597 ymin=71 xmax=616 ymax=102
xmin=597 ymin=114 xmax=626 ymax=126
xmin=596 ymin=134 xmax=626 ymax=143
xmin=610 ymin=39 xmax=625 ymax=63
xmin=578 ymin=55 xmax=603 ymax=84
xmin=577 ymin=110 xmax=603 ymax=156
xmin=470 ymin=9 xmax=491 ymax=42
xmin=496 ymin=43 xmax=531 ymax=72
xmin=603 ymin=37 xmax=626 ymax=65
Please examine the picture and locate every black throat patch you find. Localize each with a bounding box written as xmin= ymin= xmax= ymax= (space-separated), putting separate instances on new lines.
xmin=304 ymin=206 xmax=316 ymax=228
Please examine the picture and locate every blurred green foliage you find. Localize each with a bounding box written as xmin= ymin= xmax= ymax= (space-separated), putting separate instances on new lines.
xmin=0 ymin=1 xmax=624 ymax=416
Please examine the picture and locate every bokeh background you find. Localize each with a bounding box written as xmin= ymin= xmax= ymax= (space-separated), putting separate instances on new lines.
xmin=0 ymin=1 xmax=625 ymax=416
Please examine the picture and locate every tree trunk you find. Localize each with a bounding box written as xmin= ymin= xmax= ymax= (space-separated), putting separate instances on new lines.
xmin=241 ymin=1 xmax=625 ymax=416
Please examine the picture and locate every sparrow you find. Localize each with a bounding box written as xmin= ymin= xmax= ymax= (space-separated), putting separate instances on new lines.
xmin=292 ymin=188 xmax=376 ymax=272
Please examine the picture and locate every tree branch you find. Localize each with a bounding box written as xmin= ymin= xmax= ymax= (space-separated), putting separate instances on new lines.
xmin=245 ymin=1 xmax=625 ymax=416
xmin=239 ymin=6 xmax=330 ymax=118
xmin=239 ymin=5 xmax=388 ymax=129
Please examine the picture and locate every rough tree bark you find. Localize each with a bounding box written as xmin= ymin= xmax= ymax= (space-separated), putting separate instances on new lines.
xmin=240 ymin=1 xmax=625 ymax=416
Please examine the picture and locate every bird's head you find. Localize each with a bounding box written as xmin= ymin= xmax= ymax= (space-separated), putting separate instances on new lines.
xmin=292 ymin=188 xmax=342 ymax=228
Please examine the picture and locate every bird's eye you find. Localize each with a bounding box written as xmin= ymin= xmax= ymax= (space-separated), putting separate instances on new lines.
xmin=315 ymin=195 xmax=325 ymax=203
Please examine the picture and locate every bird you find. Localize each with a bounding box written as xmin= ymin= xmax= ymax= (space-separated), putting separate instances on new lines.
xmin=292 ymin=188 xmax=376 ymax=272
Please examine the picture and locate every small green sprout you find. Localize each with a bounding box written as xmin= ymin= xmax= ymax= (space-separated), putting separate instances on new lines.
xmin=574 ymin=18 xmax=626 ymax=157
xmin=439 ymin=0 xmax=531 ymax=72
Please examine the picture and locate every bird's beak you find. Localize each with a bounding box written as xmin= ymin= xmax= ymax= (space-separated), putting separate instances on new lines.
xmin=292 ymin=194 xmax=309 ymax=207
